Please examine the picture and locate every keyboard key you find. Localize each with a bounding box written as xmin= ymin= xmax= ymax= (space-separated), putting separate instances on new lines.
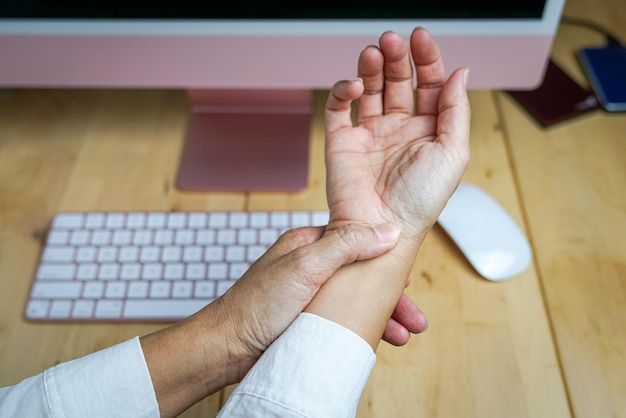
xmin=291 ymin=211 xmax=310 ymax=227
xmin=164 ymin=263 xmax=184 ymax=280
xmin=119 ymin=246 xmax=139 ymax=262
xmin=105 ymin=281 xmax=127 ymax=298
xmin=167 ymin=213 xmax=187 ymax=229
xmin=149 ymin=281 xmax=171 ymax=298
xmin=112 ymin=230 xmax=132 ymax=245
xmin=123 ymin=300 xmax=211 ymax=319
xmin=53 ymin=213 xmax=84 ymax=229
xmin=175 ymin=230 xmax=194 ymax=245
xmin=182 ymin=246 xmax=203 ymax=262
xmin=85 ymin=213 xmax=105 ymax=229
xmin=154 ymin=229 xmax=174 ymax=245
xmin=205 ymin=246 xmax=224 ymax=262
xmin=91 ymin=230 xmax=112 ymax=245
xmin=162 ymin=246 xmax=182 ymax=262
xmin=194 ymin=282 xmax=215 ymax=298
xmin=229 ymin=212 xmax=248 ymax=228
xmin=226 ymin=246 xmax=245 ymax=262
xmin=98 ymin=263 xmax=120 ymax=280
xmin=76 ymin=247 xmax=97 ymax=263
xmin=95 ymin=300 xmax=123 ymax=318
xmin=188 ymin=213 xmax=207 ymax=228
xmin=217 ymin=230 xmax=236 ymax=245
xmin=127 ymin=281 xmax=149 ymax=298
xmin=238 ymin=229 xmax=257 ymax=245
xmin=172 ymin=281 xmax=193 ymax=298
xmin=97 ymin=246 xmax=118 ymax=263
xmin=186 ymin=263 xmax=207 ymax=280
xmin=250 ymin=212 xmax=269 ymax=228
xmin=72 ymin=300 xmax=95 ymax=318
xmin=208 ymin=263 xmax=228 ymax=280
xmin=208 ymin=213 xmax=227 ymax=228
xmin=120 ymin=263 xmax=141 ymax=280
xmin=47 ymin=230 xmax=70 ymax=245
xmin=32 ymin=282 xmax=82 ymax=299
xmin=36 ymin=263 xmax=76 ymax=280
xmin=146 ymin=213 xmax=166 ymax=228
xmin=196 ymin=229 xmax=215 ymax=245
xmin=133 ymin=230 xmax=153 ymax=245
xmin=42 ymin=247 xmax=75 ymax=263
xmin=105 ymin=213 xmax=126 ymax=229
xmin=270 ymin=212 xmax=289 ymax=228
xmin=139 ymin=246 xmax=160 ymax=262
xmin=70 ymin=230 xmax=90 ymax=246
xmin=83 ymin=282 xmax=105 ymax=298
xmin=77 ymin=264 xmax=98 ymax=280
xmin=142 ymin=263 xmax=163 ymax=280
xmin=49 ymin=300 xmax=73 ymax=319
xmin=126 ymin=213 xmax=146 ymax=229
xmin=26 ymin=300 xmax=50 ymax=319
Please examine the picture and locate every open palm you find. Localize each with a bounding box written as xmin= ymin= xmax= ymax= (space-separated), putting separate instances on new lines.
xmin=325 ymin=29 xmax=471 ymax=240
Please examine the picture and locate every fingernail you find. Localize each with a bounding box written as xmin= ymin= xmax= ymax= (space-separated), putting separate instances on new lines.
xmin=373 ymin=223 xmax=401 ymax=243
xmin=464 ymin=67 xmax=471 ymax=88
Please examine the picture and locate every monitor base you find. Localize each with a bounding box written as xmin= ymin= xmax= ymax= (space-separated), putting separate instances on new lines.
xmin=176 ymin=89 xmax=312 ymax=192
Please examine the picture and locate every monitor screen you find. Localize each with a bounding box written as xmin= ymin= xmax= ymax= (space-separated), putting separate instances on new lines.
xmin=2 ymin=1 xmax=546 ymax=19
xmin=0 ymin=0 xmax=565 ymax=191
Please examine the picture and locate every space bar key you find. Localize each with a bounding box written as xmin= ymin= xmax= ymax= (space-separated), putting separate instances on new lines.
xmin=123 ymin=299 xmax=214 ymax=320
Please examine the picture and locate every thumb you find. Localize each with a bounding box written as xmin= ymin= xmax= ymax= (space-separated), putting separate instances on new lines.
xmin=325 ymin=223 xmax=401 ymax=262
xmin=289 ymin=223 xmax=400 ymax=289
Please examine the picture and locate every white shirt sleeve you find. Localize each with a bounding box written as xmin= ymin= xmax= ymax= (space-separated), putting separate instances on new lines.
xmin=0 ymin=313 xmax=374 ymax=418
xmin=0 ymin=336 xmax=160 ymax=418
xmin=218 ymin=312 xmax=376 ymax=418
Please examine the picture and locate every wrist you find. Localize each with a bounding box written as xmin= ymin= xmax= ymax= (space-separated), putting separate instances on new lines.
xmin=189 ymin=299 xmax=256 ymax=387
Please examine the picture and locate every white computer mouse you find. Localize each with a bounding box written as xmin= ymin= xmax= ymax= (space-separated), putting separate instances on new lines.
xmin=437 ymin=183 xmax=532 ymax=281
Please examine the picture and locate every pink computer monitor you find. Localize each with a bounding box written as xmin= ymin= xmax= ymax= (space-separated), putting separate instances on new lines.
xmin=0 ymin=0 xmax=565 ymax=191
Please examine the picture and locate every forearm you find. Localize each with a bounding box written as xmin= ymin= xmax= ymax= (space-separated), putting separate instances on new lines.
xmin=304 ymin=234 xmax=423 ymax=350
xmin=140 ymin=300 xmax=246 ymax=418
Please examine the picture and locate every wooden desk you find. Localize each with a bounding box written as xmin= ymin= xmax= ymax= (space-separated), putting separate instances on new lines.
xmin=1 ymin=0 xmax=624 ymax=416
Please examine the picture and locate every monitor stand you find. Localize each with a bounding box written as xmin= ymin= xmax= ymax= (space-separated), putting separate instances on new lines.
xmin=176 ymin=89 xmax=313 ymax=192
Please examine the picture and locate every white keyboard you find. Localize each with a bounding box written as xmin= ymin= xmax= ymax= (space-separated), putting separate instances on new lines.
xmin=26 ymin=210 xmax=330 ymax=321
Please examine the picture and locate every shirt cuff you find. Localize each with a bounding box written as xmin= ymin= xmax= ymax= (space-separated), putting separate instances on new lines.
xmin=219 ymin=312 xmax=376 ymax=418
xmin=45 ymin=336 xmax=160 ymax=418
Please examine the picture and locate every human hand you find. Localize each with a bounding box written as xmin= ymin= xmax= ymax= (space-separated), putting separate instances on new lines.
xmin=325 ymin=28 xmax=471 ymax=241
xmin=213 ymin=223 xmax=427 ymax=380
xmin=141 ymin=222 xmax=428 ymax=417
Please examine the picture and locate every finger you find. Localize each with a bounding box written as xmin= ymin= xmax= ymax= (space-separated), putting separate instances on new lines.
xmin=436 ymin=67 xmax=471 ymax=153
xmin=382 ymin=317 xmax=411 ymax=346
xmin=410 ymin=27 xmax=447 ymax=117
xmin=356 ymin=45 xmax=385 ymax=123
xmin=260 ymin=226 xmax=326 ymax=264
xmin=391 ymin=293 xmax=428 ymax=334
xmin=288 ymin=223 xmax=401 ymax=289
xmin=325 ymin=78 xmax=364 ymax=135
xmin=378 ymin=31 xmax=415 ymax=116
